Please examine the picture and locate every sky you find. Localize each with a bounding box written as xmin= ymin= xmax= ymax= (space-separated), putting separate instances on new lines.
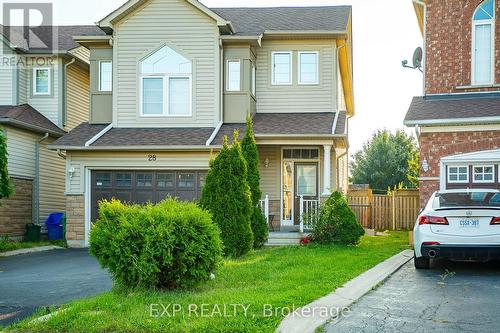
xmin=0 ymin=0 xmax=423 ymax=154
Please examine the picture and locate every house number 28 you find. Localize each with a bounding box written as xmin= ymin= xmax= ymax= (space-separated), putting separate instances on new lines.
xmin=148 ymin=154 xmax=157 ymax=161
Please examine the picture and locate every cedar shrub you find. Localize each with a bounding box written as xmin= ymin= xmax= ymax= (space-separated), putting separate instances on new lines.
xmin=241 ymin=115 xmax=268 ymax=248
xmin=89 ymin=198 xmax=222 ymax=290
xmin=0 ymin=130 xmax=14 ymax=202
xmin=200 ymin=133 xmax=253 ymax=257
xmin=312 ymin=191 xmax=365 ymax=245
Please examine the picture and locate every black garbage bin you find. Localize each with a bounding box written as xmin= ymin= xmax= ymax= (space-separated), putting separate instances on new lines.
xmin=25 ymin=223 xmax=41 ymax=242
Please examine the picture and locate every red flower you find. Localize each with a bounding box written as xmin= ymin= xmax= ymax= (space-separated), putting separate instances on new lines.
xmin=300 ymin=236 xmax=311 ymax=245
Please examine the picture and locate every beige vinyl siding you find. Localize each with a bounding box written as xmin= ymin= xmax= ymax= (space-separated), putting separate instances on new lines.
xmin=18 ymin=65 xmax=28 ymax=104
xmin=66 ymin=150 xmax=213 ymax=194
xmin=65 ymin=65 xmax=90 ymax=130
xmin=5 ymin=126 xmax=36 ymax=179
xmin=114 ymin=0 xmax=220 ymax=128
xmin=256 ymin=39 xmax=337 ymax=114
xmin=258 ymin=146 xmax=280 ymax=200
xmin=0 ymin=48 xmax=14 ymax=105
xmin=38 ymin=137 xmax=66 ymax=224
xmin=24 ymin=56 xmax=61 ymax=126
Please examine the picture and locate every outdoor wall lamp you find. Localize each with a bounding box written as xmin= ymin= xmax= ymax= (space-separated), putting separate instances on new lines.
xmin=68 ymin=166 xmax=75 ymax=179
xmin=422 ymin=158 xmax=429 ymax=172
xmin=263 ymin=158 xmax=270 ymax=168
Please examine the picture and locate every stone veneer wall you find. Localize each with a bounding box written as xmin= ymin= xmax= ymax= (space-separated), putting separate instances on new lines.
xmin=66 ymin=194 xmax=85 ymax=247
xmin=0 ymin=177 xmax=33 ymax=237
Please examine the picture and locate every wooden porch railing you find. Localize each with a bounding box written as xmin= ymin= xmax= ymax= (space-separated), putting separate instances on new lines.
xmin=259 ymin=195 xmax=270 ymax=226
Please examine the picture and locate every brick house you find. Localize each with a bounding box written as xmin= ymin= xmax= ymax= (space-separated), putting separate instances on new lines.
xmin=405 ymin=0 xmax=500 ymax=207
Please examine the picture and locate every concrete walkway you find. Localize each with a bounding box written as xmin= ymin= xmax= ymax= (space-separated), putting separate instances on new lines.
xmin=277 ymin=249 xmax=414 ymax=333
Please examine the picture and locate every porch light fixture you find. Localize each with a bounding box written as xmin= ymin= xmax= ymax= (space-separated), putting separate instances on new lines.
xmin=263 ymin=158 xmax=270 ymax=168
xmin=68 ymin=166 xmax=75 ymax=179
xmin=422 ymin=158 xmax=429 ymax=172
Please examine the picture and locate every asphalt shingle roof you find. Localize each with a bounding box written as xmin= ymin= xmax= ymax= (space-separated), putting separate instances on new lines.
xmin=1 ymin=25 xmax=106 ymax=52
xmin=211 ymin=6 xmax=351 ymax=36
xmin=0 ymin=104 xmax=65 ymax=136
xmin=404 ymin=94 xmax=500 ymax=125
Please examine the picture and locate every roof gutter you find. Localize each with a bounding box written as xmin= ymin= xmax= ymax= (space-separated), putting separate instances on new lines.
xmin=0 ymin=118 xmax=64 ymax=137
xmin=404 ymin=116 xmax=500 ymax=127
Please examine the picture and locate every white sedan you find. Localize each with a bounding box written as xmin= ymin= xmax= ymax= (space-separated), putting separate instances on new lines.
xmin=413 ymin=189 xmax=500 ymax=269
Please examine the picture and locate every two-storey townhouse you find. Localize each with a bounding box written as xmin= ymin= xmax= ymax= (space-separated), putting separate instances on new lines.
xmin=49 ymin=0 xmax=354 ymax=248
xmin=0 ymin=25 xmax=104 ymax=238
xmin=405 ymin=0 xmax=500 ymax=207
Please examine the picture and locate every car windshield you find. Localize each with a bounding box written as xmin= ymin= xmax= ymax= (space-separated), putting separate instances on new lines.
xmin=433 ymin=192 xmax=500 ymax=209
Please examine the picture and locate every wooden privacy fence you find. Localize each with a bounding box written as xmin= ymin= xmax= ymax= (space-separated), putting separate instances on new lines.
xmin=347 ymin=188 xmax=420 ymax=230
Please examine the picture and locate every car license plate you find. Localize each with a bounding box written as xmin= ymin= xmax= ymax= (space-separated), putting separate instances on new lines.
xmin=459 ymin=219 xmax=480 ymax=228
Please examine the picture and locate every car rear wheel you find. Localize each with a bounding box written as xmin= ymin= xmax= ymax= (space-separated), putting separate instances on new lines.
xmin=414 ymin=253 xmax=430 ymax=269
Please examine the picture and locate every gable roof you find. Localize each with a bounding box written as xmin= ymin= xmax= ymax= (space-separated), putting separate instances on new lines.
xmin=0 ymin=104 xmax=65 ymax=137
xmin=0 ymin=25 xmax=106 ymax=53
xmin=99 ymin=0 xmax=230 ymax=30
xmin=211 ymin=6 xmax=351 ymax=36
xmin=404 ymin=93 xmax=500 ymax=126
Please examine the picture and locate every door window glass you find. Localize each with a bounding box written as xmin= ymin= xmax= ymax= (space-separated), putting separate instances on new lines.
xmin=296 ymin=165 xmax=317 ymax=197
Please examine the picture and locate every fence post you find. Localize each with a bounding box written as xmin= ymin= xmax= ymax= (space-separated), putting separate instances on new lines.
xmin=367 ymin=189 xmax=373 ymax=229
xmin=392 ymin=190 xmax=396 ymax=230
xmin=299 ymin=195 xmax=304 ymax=233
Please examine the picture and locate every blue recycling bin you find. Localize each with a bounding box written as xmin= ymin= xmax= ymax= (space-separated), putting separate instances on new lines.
xmin=45 ymin=213 xmax=64 ymax=240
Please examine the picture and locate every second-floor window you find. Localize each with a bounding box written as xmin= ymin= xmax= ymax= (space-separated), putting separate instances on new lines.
xmin=298 ymin=52 xmax=319 ymax=85
xmin=33 ymin=68 xmax=50 ymax=95
xmin=140 ymin=45 xmax=192 ymax=117
xmin=272 ymin=52 xmax=292 ymax=85
xmin=226 ymin=60 xmax=241 ymax=91
xmin=99 ymin=61 xmax=112 ymax=92
xmin=472 ymin=0 xmax=495 ymax=85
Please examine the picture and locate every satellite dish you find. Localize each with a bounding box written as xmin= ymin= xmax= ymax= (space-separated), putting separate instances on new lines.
xmin=412 ymin=47 xmax=423 ymax=69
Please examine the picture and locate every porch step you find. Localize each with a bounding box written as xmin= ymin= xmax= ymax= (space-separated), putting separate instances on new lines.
xmin=265 ymin=232 xmax=311 ymax=246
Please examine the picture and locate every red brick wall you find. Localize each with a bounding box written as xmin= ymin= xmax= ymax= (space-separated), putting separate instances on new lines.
xmin=425 ymin=0 xmax=500 ymax=94
xmin=418 ymin=130 xmax=500 ymax=206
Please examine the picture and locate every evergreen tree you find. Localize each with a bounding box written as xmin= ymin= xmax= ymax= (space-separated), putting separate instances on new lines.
xmin=0 ymin=131 xmax=14 ymax=202
xmin=200 ymin=133 xmax=253 ymax=257
xmin=241 ymin=116 xmax=268 ymax=247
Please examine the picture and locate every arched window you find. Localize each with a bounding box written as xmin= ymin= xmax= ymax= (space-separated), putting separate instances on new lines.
xmin=140 ymin=45 xmax=192 ymax=116
xmin=472 ymin=0 xmax=495 ymax=85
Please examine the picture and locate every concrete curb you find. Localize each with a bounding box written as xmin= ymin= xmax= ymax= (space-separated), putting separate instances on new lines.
xmin=276 ymin=249 xmax=414 ymax=333
xmin=0 ymin=246 xmax=64 ymax=257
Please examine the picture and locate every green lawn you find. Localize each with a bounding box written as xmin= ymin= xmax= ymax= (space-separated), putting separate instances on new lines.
xmin=9 ymin=232 xmax=408 ymax=333
xmin=0 ymin=239 xmax=66 ymax=253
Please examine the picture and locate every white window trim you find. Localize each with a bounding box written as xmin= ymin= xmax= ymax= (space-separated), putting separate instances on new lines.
xmin=472 ymin=164 xmax=495 ymax=183
xmin=251 ymin=62 xmax=256 ymax=96
xmin=140 ymin=75 xmax=193 ymax=117
xmin=298 ymin=51 xmax=319 ymax=85
xmin=447 ymin=165 xmax=469 ymax=183
xmin=271 ymin=51 xmax=293 ymax=85
xmin=226 ymin=59 xmax=241 ymax=92
xmin=98 ymin=60 xmax=112 ymax=92
xmin=472 ymin=15 xmax=495 ymax=86
xmin=32 ymin=67 xmax=51 ymax=96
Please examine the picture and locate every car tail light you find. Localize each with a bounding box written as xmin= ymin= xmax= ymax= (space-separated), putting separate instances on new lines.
xmin=423 ymin=241 xmax=440 ymax=246
xmin=491 ymin=217 xmax=500 ymax=225
xmin=418 ymin=215 xmax=449 ymax=225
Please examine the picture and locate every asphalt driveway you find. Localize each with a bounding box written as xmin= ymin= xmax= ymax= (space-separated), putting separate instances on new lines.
xmin=325 ymin=259 xmax=500 ymax=333
xmin=0 ymin=249 xmax=111 ymax=327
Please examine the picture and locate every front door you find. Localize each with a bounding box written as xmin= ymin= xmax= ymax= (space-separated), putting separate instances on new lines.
xmin=293 ymin=163 xmax=319 ymax=225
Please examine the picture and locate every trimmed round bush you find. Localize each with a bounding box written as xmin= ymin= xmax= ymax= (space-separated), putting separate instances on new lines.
xmin=89 ymin=198 xmax=222 ymax=290
xmin=312 ymin=192 xmax=365 ymax=245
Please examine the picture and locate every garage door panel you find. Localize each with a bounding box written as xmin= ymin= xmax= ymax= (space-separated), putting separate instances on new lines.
xmin=91 ymin=170 xmax=206 ymax=222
